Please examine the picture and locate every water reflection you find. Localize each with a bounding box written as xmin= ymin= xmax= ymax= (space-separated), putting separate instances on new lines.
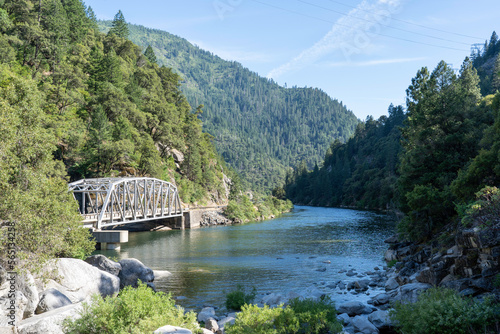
xmin=97 ymin=206 xmax=395 ymax=309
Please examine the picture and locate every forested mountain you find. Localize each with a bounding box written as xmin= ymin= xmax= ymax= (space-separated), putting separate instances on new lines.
xmin=98 ymin=21 xmax=359 ymax=192
xmin=285 ymin=104 xmax=405 ymax=210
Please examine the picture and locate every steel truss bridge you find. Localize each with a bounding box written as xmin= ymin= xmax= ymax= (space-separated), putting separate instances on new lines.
xmin=69 ymin=177 xmax=183 ymax=230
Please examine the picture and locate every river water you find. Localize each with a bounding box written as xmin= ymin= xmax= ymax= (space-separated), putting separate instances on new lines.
xmin=97 ymin=206 xmax=395 ymax=310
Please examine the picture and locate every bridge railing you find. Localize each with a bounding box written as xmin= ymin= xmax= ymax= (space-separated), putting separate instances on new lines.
xmin=69 ymin=177 xmax=183 ymax=229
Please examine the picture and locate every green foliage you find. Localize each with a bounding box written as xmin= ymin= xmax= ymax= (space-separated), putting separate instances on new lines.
xmin=387 ymin=259 xmax=397 ymax=268
xmin=0 ymin=64 xmax=94 ymax=270
xmin=224 ymin=195 xmax=258 ymax=222
xmin=63 ymin=282 xmax=200 ymax=334
xmin=286 ymin=104 xmax=405 ymax=210
xmin=225 ymin=284 xmax=257 ymax=311
xmin=108 ymin=10 xmax=129 ymax=39
xmin=397 ymin=59 xmax=488 ymax=241
xmin=97 ymin=21 xmax=359 ymax=193
xmin=390 ymin=288 xmax=499 ymax=334
xmin=461 ymin=186 xmax=500 ymax=228
xmin=226 ymin=297 xmax=342 ymax=334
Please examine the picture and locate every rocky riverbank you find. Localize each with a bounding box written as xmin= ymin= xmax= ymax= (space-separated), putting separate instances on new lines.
xmin=2 ymin=221 xmax=498 ymax=334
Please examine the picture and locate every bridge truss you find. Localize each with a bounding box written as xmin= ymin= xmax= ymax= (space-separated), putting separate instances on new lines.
xmin=69 ymin=177 xmax=183 ymax=229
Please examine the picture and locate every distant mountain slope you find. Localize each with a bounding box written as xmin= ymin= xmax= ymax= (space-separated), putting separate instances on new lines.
xmin=98 ymin=21 xmax=359 ymax=192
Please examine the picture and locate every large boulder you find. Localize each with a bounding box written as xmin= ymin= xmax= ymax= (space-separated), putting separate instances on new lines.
xmin=336 ymin=301 xmax=374 ymax=316
xmin=35 ymin=288 xmax=72 ymax=314
xmin=38 ymin=258 xmax=120 ymax=303
xmin=85 ymin=255 xmax=122 ymax=276
xmin=118 ymin=258 xmax=154 ymax=289
xmin=17 ymin=302 xmax=83 ymax=334
xmin=352 ymin=315 xmax=379 ymax=334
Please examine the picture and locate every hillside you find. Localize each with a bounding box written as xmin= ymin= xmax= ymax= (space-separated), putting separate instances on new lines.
xmin=98 ymin=21 xmax=359 ymax=192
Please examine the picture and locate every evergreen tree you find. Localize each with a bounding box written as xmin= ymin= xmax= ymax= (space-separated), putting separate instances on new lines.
xmin=108 ymin=10 xmax=128 ymax=38
xmin=144 ymin=44 xmax=157 ymax=64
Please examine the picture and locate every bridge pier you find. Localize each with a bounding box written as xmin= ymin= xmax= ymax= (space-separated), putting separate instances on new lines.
xmin=92 ymin=230 xmax=128 ymax=250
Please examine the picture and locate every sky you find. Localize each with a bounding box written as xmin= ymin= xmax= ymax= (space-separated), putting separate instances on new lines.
xmin=84 ymin=0 xmax=500 ymax=120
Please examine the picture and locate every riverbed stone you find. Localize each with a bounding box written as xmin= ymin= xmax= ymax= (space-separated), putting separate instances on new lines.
xmin=352 ymin=315 xmax=379 ymax=334
xmin=197 ymin=307 xmax=216 ymax=323
xmin=118 ymin=258 xmax=154 ymax=289
xmin=337 ymin=301 xmax=374 ymax=316
xmin=368 ymin=310 xmax=392 ymax=329
xmin=218 ymin=315 xmax=236 ymax=331
xmin=205 ymin=318 xmax=219 ymax=332
xmin=154 ymin=325 xmax=192 ymax=334
xmin=337 ymin=313 xmax=351 ymax=325
xmin=384 ymin=277 xmax=399 ymax=291
xmin=35 ymin=288 xmax=72 ymax=314
xmin=371 ymin=293 xmax=390 ymax=306
xmin=85 ymin=254 xmax=122 ymax=276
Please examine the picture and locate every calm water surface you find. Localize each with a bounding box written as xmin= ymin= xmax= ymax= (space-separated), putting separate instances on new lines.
xmin=98 ymin=206 xmax=395 ymax=310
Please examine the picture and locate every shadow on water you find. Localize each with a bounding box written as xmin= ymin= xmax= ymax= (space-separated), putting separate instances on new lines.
xmin=96 ymin=206 xmax=396 ymax=309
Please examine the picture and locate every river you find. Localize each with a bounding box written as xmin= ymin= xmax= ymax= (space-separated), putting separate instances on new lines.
xmin=97 ymin=206 xmax=396 ymax=310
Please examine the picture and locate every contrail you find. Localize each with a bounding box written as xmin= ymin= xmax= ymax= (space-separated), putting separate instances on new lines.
xmin=267 ymin=0 xmax=402 ymax=79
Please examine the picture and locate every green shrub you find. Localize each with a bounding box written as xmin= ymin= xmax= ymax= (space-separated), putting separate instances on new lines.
xmin=225 ymin=284 xmax=256 ymax=311
xmin=390 ymin=287 xmax=499 ymax=334
xmin=461 ymin=186 xmax=500 ymax=228
xmin=387 ymin=259 xmax=398 ymax=268
xmin=63 ymin=282 xmax=200 ymax=334
xmin=226 ymin=297 xmax=343 ymax=334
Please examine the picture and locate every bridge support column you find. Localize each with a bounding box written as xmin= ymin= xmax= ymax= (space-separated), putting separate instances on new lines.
xmin=92 ymin=230 xmax=128 ymax=251
xmin=174 ymin=215 xmax=185 ymax=230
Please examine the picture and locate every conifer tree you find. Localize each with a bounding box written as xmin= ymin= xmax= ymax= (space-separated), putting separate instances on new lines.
xmin=144 ymin=44 xmax=157 ymax=64
xmin=108 ymin=10 xmax=128 ymax=38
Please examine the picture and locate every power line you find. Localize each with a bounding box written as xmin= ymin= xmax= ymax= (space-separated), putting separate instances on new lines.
xmin=297 ymin=0 xmax=472 ymax=46
xmin=249 ymin=0 xmax=470 ymax=52
xmin=326 ymin=0 xmax=484 ymax=41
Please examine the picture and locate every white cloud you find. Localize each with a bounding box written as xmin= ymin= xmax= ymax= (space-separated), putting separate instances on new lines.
xmin=267 ymin=0 xmax=402 ymax=79
xmin=322 ymin=57 xmax=426 ymax=67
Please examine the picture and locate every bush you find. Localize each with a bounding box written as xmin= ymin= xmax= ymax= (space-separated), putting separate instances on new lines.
xmin=226 ymin=297 xmax=343 ymax=334
xmin=63 ymin=282 xmax=200 ymax=334
xmin=390 ymin=287 xmax=499 ymax=334
xmin=461 ymin=186 xmax=500 ymax=228
xmin=225 ymin=284 xmax=257 ymax=311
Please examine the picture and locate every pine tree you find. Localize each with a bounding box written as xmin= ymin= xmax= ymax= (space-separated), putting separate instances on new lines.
xmin=144 ymin=45 xmax=157 ymax=64
xmin=493 ymin=54 xmax=500 ymax=93
xmin=108 ymin=10 xmax=128 ymax=39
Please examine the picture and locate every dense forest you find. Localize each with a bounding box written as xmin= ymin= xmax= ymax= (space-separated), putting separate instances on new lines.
xmin=286 ymin=32 xmax=500 ymax=242
xmin=285 ymin=104 xmax=405 ymax=210
xmin=98 ymin=21 xmax=360 ymax=192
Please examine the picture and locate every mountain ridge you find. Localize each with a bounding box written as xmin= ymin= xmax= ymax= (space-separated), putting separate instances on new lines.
xmin=98 ymin=20 xmax=359 ymax=192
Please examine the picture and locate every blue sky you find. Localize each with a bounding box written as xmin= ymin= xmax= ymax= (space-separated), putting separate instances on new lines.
xmin=85 ymin=0 xmax=500 ymax=120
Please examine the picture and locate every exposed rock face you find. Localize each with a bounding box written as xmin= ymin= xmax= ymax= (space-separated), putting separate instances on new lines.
xmin=118 ymin=258 xmax=155 ymax=289
xmin=383 ymin=224 xmax=500 ymax=299
xmin=35 ymin=288 xmax=72 ymax=314
xmin=85 ymin=254 xmax=122 ymax=276
xmin=38 ymin=258 xmax=120 ymax=304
